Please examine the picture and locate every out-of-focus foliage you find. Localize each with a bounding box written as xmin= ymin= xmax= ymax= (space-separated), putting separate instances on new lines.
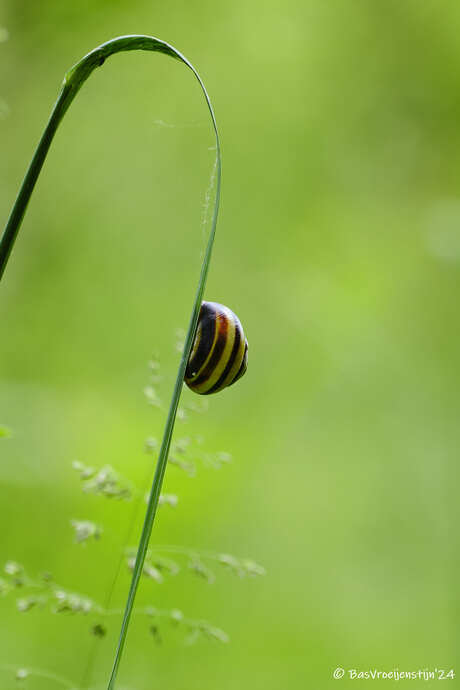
xmin=1 ymin=1 xmax=459 ymax=688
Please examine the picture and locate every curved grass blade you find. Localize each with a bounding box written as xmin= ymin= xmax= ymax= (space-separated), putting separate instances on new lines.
xmin=0 ymin=35 xmax=221 ymax=689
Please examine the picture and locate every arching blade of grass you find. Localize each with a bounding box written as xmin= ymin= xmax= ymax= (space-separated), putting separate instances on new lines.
xmin=0 ymin=35 xmax=221 ymax=689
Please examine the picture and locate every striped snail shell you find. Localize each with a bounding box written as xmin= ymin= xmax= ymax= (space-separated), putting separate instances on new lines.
xmin=185 ymin=301 xmax=248 ymax=395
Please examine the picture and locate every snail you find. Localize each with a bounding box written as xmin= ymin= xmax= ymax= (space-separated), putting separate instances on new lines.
xmin=185 ymin=301 xmax=248 ymax=395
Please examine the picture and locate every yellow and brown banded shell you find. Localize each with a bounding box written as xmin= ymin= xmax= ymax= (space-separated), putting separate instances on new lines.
xmin=185 ymin=301 xmax=248 ymax=395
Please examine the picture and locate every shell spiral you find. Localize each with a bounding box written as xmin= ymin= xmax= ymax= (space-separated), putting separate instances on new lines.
xmin=185 ymin=301 xmax=248 ymax=395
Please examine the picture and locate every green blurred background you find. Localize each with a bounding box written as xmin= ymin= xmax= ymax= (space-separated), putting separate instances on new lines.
xmin=1 ymin=1 xmax=459 ymax=688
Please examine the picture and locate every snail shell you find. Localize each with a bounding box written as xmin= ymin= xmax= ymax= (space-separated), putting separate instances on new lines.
xmin=185 ymin=301 xmax=248 ymax=395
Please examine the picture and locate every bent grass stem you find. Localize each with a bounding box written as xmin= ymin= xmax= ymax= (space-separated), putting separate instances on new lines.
xmin=0 ymin=35 xmax=221 ymax=689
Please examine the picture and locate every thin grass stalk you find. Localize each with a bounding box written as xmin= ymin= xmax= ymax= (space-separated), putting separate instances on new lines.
xmin=0 ymin=35 xmax=221 ymax=689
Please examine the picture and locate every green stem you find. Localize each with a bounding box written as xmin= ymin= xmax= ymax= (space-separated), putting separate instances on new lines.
xmin=0 ymin=35 xmax=221 ymax=689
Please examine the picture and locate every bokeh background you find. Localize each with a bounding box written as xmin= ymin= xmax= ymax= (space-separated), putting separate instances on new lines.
xmin=1 ymin=1 xmax=459 ymax=688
